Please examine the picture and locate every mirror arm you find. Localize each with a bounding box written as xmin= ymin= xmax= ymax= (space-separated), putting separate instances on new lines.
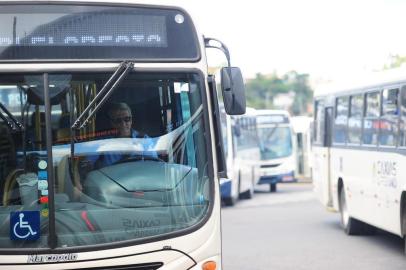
xmin=204 ymin=37 xmax=233 ymax=90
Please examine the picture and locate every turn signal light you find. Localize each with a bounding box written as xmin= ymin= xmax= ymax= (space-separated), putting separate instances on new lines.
xmin=202 ymin=261 xmax=216 ymax=270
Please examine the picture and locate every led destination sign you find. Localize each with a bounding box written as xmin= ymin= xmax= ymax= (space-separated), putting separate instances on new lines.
xmin=0 ymin=14 xmax=167 ymax=47
xmin=0 ymin=5 xmax=199 ymax=61
xmin=257 ymin=115 xmax=289 ymax=125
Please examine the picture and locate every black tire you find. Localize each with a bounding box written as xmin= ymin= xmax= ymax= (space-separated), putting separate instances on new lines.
xmin=223 ymin=196 xmax=236 ymax=206
xmin=270 ymin=183 xmax=277 ymax=192
xmin=402 ymin=203 xmax=406 ymax=255
xmin=339 ymin=187 xmax=375 ymax=235
xmin=239 ymin=177 xmax=253 ymax=199
xmin=404 ymin=235 xmax=406 ymax=255
xmin=240 ymin=187 xmax=253 ymax=200
xmin=224 ymin=178 xmax=239 ymax=206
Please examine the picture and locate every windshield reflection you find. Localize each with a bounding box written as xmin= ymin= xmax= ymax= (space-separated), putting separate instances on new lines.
xmin=258 ymin=126 xmax=292 ymax=160
xmin=0 ymin=72 xmax=211 ymax=248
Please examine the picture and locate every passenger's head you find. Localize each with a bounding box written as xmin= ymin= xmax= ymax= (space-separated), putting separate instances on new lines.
xmin=107 ymin=103 xmax=133 ymax=137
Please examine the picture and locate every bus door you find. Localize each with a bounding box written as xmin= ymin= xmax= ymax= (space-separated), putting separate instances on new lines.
xmin=313 ymin=100 xmax=333 ymax=207
xmin=323 ymin=107 xmax=334 ymax=207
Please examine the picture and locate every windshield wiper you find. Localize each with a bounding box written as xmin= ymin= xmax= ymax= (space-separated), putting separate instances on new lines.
xmin=0 ymin=102 xmax=24 ymax=131
xmin=263 ymin=124 xmax=279 ymax=142
xmin=69 ymin=61 xmax=134 ymax=186
xmin=68 ymin=61 xmax=134 ymax=180
xmin=71 ymin=61 xmax=134 ymax=130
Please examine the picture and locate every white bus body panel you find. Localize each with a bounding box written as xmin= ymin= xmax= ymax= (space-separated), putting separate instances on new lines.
xmin=329 ymin=147 xmax=404 ymax=236
xmin=312 ymin=146 xmax=332 ymax=208
xmin=0 ymin=205 xmax=222 ymax=269
xmin=0 ymin=0 xmax=224 ymax=266
xmin=257 ymin=154 xmax=296 ymax=183
xmin=224 ymin=113 xmax=258 ymax=199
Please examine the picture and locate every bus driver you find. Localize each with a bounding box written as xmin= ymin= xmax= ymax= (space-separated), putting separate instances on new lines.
xmin=108 ymin=102 xmax=137 ymax=138
xmin=87 ymin=102 xmax=157 ymax=168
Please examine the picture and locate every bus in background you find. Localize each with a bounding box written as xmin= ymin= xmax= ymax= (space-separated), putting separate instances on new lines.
xmin=219 ymin=106 xmax=260 ymax=206
xmin=255 ymin=110 xmax=296 ymax=192
xmin=312 ymin=68 xmax=406 ymax=251
xmin=0 ymin=1 xmax=246 ymax=269
xmin=291 ymin=116 xmax=313 ymax=180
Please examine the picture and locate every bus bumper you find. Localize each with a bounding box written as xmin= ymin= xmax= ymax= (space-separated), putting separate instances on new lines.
xmin=258 ymin=171 xmax=296 ymax=185
xmin=220 ymin=178 xmax=232 ymax=199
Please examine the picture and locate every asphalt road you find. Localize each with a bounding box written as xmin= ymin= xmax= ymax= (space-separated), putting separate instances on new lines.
xmin=221 ymin=182 xmax=406 ymax=270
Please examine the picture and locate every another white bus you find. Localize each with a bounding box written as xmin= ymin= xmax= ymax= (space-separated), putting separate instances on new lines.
xmin=313 ymin=69 xmax=406 ymax=251
xmin=0 ymin=0 xmax=246 ymax=268
xmin=219 ymin=107 xmax=260 ymax=206
xmin=255 ymin=110 xmax=296 ymax=192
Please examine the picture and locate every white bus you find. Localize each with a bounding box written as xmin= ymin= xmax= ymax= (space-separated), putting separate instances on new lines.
xmin=313 ymin=69 xmax=406 ymax=251
xmin=219 ymin=107 xmax=260 ymax=206
xmin=255 ymin=110 xmax=296 ymax=192
xmin=0 ymin=1 xmax=246 ymax=268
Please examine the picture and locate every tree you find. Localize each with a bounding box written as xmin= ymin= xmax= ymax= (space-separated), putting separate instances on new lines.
xmin=284 ymin=71 xmax=313 ymax=115
xmin=383 ymin=54 xmax=406 ymax=70
xmin=244 ymin=71 xmax=313 ymax=115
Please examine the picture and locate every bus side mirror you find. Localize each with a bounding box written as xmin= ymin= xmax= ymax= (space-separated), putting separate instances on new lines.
xmin=221 ymin=67 xmax=246 ymax=115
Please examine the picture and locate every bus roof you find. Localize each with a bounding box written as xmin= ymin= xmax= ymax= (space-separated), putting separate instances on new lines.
xmin=314 ymin=67 xmax=406 ymax=98
xmin=0 ymin=0 xmax=196 ymax=29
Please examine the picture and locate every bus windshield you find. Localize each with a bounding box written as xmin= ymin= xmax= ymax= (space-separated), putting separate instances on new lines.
xmin=258 ymin=126 xmax=292 ymax=160
xmin=0 ymin=71 xmax=210 ymax=248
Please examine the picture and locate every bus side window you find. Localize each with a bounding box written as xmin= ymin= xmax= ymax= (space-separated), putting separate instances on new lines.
xmin=333 ymin=96 xmax=348 ymax=144
xmin=362 ymin=91 xmax=380 ymax=145
xmin=348 ymin=94 xmax=363 ymax=144
xmin=399 ymin=86 xmax=406 ymax=147
xmin=314 ymin=100 xmax=324 ymax=145
xmin=380 ymin=88 xmax=399 ymax=147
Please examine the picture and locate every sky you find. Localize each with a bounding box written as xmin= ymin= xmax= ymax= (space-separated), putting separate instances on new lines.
xmin=162 ymin=0 xmax=406 ymax=81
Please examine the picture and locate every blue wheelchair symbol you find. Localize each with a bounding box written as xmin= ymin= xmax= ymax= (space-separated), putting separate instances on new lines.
xmin=10 ymin=211 xmax=40 ymax=241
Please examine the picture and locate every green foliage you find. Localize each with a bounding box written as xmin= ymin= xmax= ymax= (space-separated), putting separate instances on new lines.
xmin=384 ymin=54 xmax=406 ymax=70
xmin=245 ymin=71 xmax=313 ymax=115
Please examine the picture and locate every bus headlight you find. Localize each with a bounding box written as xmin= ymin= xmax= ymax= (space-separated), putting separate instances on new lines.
xmin=202 ymin=261 xmax=217 ymax=270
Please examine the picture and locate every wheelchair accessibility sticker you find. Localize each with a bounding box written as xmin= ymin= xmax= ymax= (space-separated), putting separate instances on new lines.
xmin=10 ymin=211 xmax=40 ymax=241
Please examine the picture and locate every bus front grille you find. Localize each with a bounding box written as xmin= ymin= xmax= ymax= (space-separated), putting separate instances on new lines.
xmin=260 ymin=164 xmax=280 ymax=168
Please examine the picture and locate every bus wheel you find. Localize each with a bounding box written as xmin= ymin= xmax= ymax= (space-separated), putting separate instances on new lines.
xmin=339 ymin=188 xmax=357 ymax=234
xmin=270 ymin=183 xmax=277 ymax=192
xmin=404 ymin=235 xmax=406 ymax=255
xmin=241 ymin=186 xmax=253 ymax=199
xmin=223 ymin=196 xmax=236 ymax=206
xmin=402 ymin=204 xmax=406 ymax=254
xmin=339 ymin=188 xmax=374 ymax=235
xmin=240 ymin=179 xmax=253 ymax=200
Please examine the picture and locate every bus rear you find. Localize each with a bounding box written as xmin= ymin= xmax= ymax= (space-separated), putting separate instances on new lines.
xmin=0 ymin=1 xmax=246 ymax=269
xmin=255 ymin=110 xmax=296 ymax=192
